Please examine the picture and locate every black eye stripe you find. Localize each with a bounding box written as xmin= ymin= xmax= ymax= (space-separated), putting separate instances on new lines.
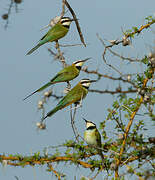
xmin=61 ymin=20 xmax=71 ymax=23
xmin=82 ymin=81 xmax=90 ymax=84
xmin=76 ymin=66 xmax=81 ymax=70
xmin=87 ymin=126 xmax=96 ymax=130
xmin=63 ymin=25 xmax=70 ymax=29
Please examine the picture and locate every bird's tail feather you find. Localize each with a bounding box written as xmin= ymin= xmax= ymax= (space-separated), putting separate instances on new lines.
xmin=98 ymin=150 xmax=109 ymax=174
xmin=23 ymin=82 xmax=52 ymax=101
xmin=26 ymin=44 xmax=41 ymax=55
xmin=43 ymin=105 xmax=61 ymax=120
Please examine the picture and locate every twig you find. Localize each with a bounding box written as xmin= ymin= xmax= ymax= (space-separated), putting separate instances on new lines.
xmin=14 ymin=176 xmax=19 ymax=180
xmin=125 ymin=164 xmax=145 ymax=180
xmin=125 ymin=20 xmax=155 ymax=38
xmin=4 ymin=0 xmax=14 ymax=29
xmin=97 ymin=34 xmax=123 ymax=75
xmin=48 ymin=48 xmax=57 ymax=56
xmin=89 ymin=89 xmax=137 ymax=94
xmin=70 ymin=105 xmax=79 ymax=142
xmin=60 ymin=0 xmax=66 ymax=18
xmin=50 ymin=94 xmax=63 ymax=100
xmin=97 ymin=19 xmax=155 ymax=50
xmin=47 ymin=164 xmax=63 ymax=180
xmin=90 ymin=169 xmax=102 ymax=180
xmin=112 ymin=111 xmax=125 ymax=133
xmin=82 ymin=68 xmax=137 ymax=87
xmin=59 ymin=43 xmax=83 ymax=47
xmin=107 ymin=48 xmax=140 ymax=62
xmin=64 ymin=0 xmax=86 ymax=47
xmin=55 ymin=41 xmax=67 ymax=67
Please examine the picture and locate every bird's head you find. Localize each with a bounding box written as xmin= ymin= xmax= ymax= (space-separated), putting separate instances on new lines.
xmin=83 ymin=118 xmax=96 ymax=129
xmin=73 ymin=58 xmax=90 ymax=70
xmin=80 ymin=78 xmax=96 ymax=89
xmin=60 ymin=17 xmax=75 ymax=28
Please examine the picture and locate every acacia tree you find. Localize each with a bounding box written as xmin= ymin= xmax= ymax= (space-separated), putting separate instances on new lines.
xmin=1 ymin=0 xmax=155 ymax=179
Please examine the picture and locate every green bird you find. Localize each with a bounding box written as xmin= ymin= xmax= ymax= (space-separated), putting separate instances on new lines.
xmin=84 ymin=118 xmax=102 ymax=152
xmin=23 ymin=58 xmax=90 ymax=100
xmin=26 ymin=17 xmax=75 ymax=55
xmin=43 ymin=79 xmax=96 ymax=120
xmin=83 ymin=118 xmax=108 ymax=172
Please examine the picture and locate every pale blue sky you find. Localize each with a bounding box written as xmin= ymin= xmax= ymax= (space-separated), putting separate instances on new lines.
xmin=0 ymin=0 xmax=155 ymax=179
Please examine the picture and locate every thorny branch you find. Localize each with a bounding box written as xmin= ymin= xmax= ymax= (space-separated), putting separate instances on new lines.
xmin=97 ymin=18 xmax=155 ymax=51
xmin=47 ymin=164 xmax=64 ymax=179
xmin=0 ymin=143 xmax=154 ymax=170
xmin=82 ymin=67 xmax=137 ymax=87
xmin=97 ymin=34 xmax=123 ymax=75
xmin=0 ymin=154 xmax=93 ymax=169
xmin=55 ymin=40 xmax=67 ymax=67
xmin=89 ymin=89 xmax=137 ymax=94
xmin=4 ymin=0 xmax=14 ymax=29
xmin=115 ymin=67 xmax=155 ymax=178
xmin=2 ymin=0 xmax=22 ymax=29
xmin=96 ymin=18 xmax=155 ymax=74
xmin=106 ymin=47 xmax=140 ymax=62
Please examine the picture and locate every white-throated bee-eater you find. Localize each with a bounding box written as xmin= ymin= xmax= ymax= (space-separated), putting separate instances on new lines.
xmin=43 ymin=79 xmax=96 ymax=120
xmin=83 ymin=118 xmax=108 ymax=172
xmin=23 ymin=58 xmax=90 ymax=100
xmin=84 ymin=118 xmax=102 ymax=152
xmin=26 ymin=17 xmax=75 ymax=55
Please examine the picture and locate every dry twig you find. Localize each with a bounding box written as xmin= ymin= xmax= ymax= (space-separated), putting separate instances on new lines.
xmin=64 ymin=0 xmax=86 ymax=47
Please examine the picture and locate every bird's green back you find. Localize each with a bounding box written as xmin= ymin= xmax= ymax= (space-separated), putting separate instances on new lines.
xmin=56 ymin=83 xmax=88 ymax=109
xmin=39 ymin=23 xmax=69 ymax=45
xmin=51 ymin=65 xmax=79 ymax=83
xmin=44 ymin=81 xmax=89 ymax=118
xmin=95 ymin=129 xmax=102 ymax=147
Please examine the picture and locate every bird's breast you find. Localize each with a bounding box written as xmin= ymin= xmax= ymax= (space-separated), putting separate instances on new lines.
xmin=84 ymin=130 xmax=98 ymax=146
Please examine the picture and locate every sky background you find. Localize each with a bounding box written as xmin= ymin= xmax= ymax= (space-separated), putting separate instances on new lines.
xmin=0 ymin=0 xmax=155 ymax=179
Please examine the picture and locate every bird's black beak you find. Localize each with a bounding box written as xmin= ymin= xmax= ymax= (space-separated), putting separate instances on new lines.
xmin=90 ymin=80 xmax=97 ymax=83
xmin=82 ymin=57 xmax=91 ymax=62
xmin=82 ymin=117 xmax=88 ymax=123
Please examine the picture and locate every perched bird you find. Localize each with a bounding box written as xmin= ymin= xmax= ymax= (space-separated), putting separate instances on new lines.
xmin=23 ymin=58 xmax=90 ymax=100
xmin=43 ymin=79 xmax=96 ymax=120
xmin=26 ymin=17 xmax=75 ymax=55
xmin=83 ymin=118 xmax=108 ymax=171
xmin=84 ymin=118 xmax=102 ymax=152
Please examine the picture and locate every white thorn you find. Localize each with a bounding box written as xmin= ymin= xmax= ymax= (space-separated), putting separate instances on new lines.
xmin=38 ymin=101 xmax=43 ymax=109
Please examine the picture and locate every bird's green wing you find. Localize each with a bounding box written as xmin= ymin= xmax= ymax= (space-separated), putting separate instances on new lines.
xmin=44 ymin=84 xmax=88 ymax=118
xmin=39 ymin=24 xmax=69 ymax=45
xmin=96 ymin=129 xmax=102 ymax=148
xmin=23 ymin=66 xmax=78 ymax=100
xmin=57 ymin=85 xmax=84 ymax=108
xmin=44 ymin=86 xmax=83 ymax=118
xmin=26 ymin=24 xmax=69 ymax=55
xmin=51 ymin=66 xmax=78 ymax=83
